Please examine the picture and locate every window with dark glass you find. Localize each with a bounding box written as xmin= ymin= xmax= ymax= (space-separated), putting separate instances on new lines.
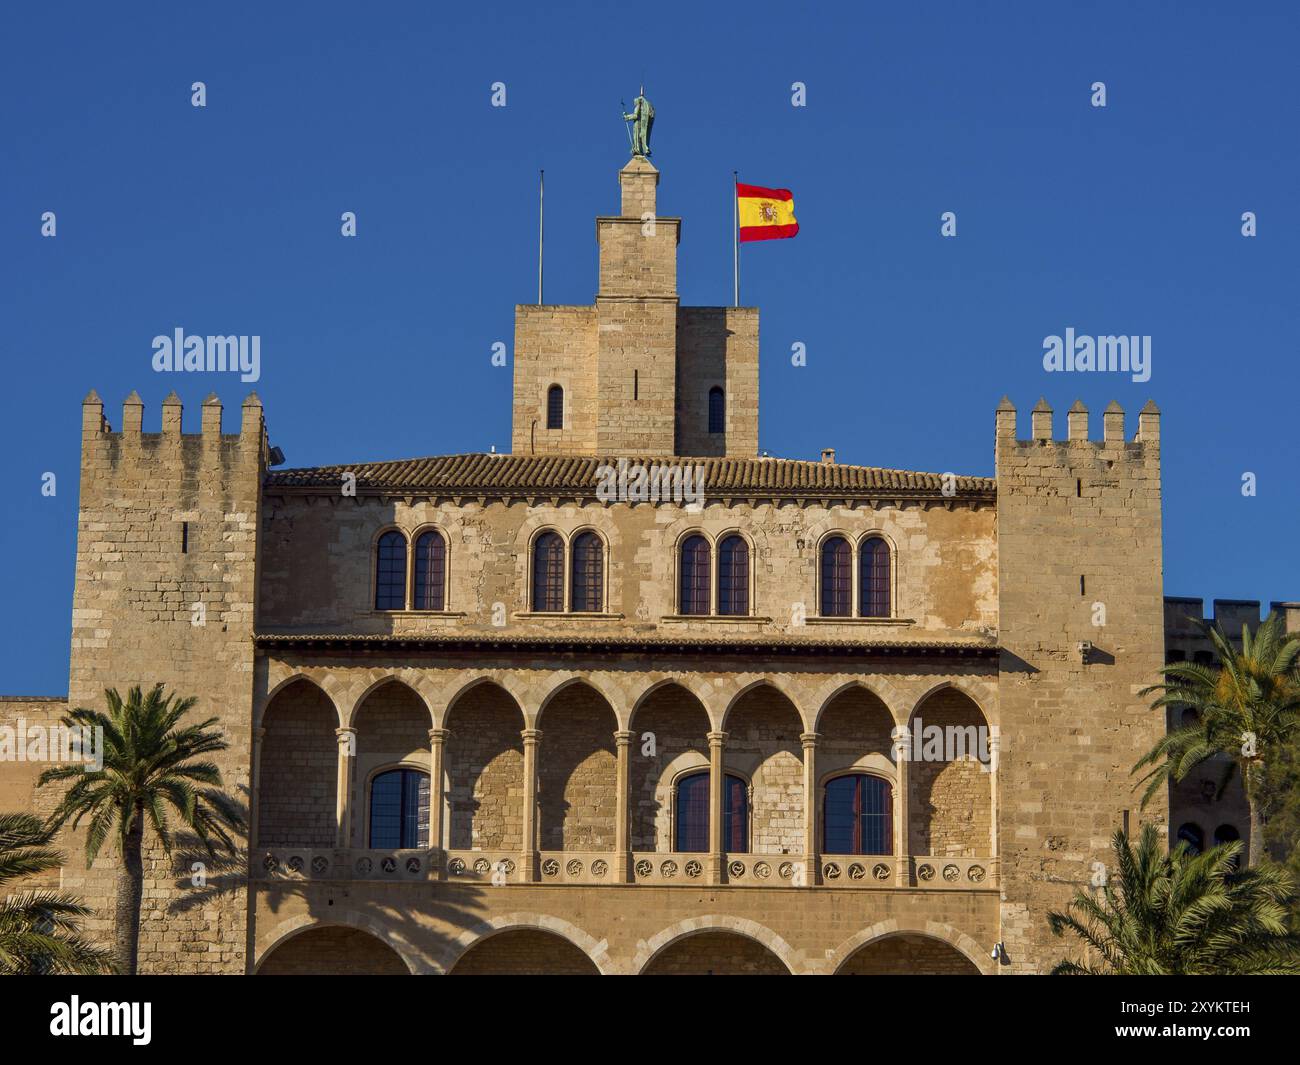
xmin=570 ymin=531 xmax=604 ymax=613
xmin=369 ymin=768 xmax=430 ymax=848
xmin=532 ymin=531 xmax=565 ymax=611
xmin=679 ymin=535 xmax=711 ymax=615
xmin=375 ymin=531 xmax=407 ymax=610
xmin=717 ymin=535 xmax=749 ymax=616
xmin=1213 ymin=824 xmax=1242 ymax=869
xmin=1176 ymin=822 xmax=1204 ymax=855
xmin=413 ymin=530 xmax=446 ymax=611
xmin=674 ymin=771 xmax=748 ymax=852
xmin=546 ymin=385 xmax=564 ymax=430
xmin=708 ymin=387 xmax=725 ymax=434
xmin=859 ymin=536 xmax=891 ymax=617
xmin=820 ymin=536 xmax=851 ymax=617
xmin=824 ymin=774 xmax=893 ymax=854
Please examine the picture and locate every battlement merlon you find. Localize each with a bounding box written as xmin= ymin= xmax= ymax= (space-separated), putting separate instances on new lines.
xmin=995 ymin=396 xmax=1160 ymax=450
xmin=1165 ymin=597 xmax=1300 ymax=638
xmin=79 ymin=389 xmax=268 ymax=470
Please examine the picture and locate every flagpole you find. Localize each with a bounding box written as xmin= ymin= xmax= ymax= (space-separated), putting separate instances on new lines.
xmin=538 ymin=169 xmax=545 ymax=305
xmin=732 ymin=170 xmax=739 ymax=308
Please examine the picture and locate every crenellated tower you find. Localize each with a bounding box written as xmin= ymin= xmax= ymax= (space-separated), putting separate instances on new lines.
xmin=993 ymin=396 xmax=1167 ymax=972
xmin=68 ymin=389 xmax=266 ymax=973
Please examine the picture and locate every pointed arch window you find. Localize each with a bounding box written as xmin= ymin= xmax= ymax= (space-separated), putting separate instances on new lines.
xmin=546 ymin=385 xmax=564 ymax=430
xmin=674 ymin=771 xmax=748 ymax=852
xmin=717 ymin=535 xmax=749 ymax=616
xmin=369 ymin=768 xmax=429 ymax=848
xmin=413 ymin=530 xmax=446 ymax=611
xmin=375 ymin=531 xmax=407 ymax=610
xmin=679 ymin=535 xmax=711 ymax=615
xmin=570 ymin=531 xmax=604 ymax=613
xmin=824 ymin=774 xmax=892 ymax=855
xmin=532 ymin=531 xmax=565 ymax=611
xmin=1176 ymin=822 xmax=1204 ymax=855
xmin=859 ymin=536 xmax=891 ymax=617
xmin=708 ymin=386 xmax=725 ymax=434
xmin=820 ymin=536 xmax=851 ymax=617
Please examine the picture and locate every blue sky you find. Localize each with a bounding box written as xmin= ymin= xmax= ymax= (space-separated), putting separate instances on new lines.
xmin=2 ymin=1 xmax=1297 ymax=694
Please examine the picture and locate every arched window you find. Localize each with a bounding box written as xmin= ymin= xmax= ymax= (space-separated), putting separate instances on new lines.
xmin=717 ymin=535 xmax=749 ymax=616
xmin=546 ymin=385 xmax=564 ymax=430
xmin=375 ymin=531 xmax=407 ymax=610
xmin=413 ymin=530 xmax=445 ymax=611
xmin=820 ymin=536 xmax=851 ymax=617
xmin=708 ymin=386 xmax=725 ymax=434
xmin=859 ymin=536 xmax=891 ymax=617
xmin=532 ymin=531 xmax=564 ymax=611
xmin=674 ymin=771 xmax=748 ymax=852
xmin=1176 ymin=822 xmax=1204 ymax=855
xmin=1213 ymin=824 xmax=1242 ymax=869
xmin=369 ymin=768 xmax=429 ymax=848
xmin=679 ymin=535 xmax=711 ymax=615
xmin=570 ymin=531 xmax=604 ymax=613
xmin=824 ymin=774 xmax=893 ymax=855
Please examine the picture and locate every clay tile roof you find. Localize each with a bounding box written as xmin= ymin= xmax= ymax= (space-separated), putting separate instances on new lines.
xmin=265 ymin=453 xmax=996 ymax=499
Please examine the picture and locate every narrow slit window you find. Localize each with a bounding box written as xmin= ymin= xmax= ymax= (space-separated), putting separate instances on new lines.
xmin=181 ymin=522 xmax=188 ymax=554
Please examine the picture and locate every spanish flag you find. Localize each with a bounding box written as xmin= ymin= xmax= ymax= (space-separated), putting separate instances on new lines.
xmin=737 ymin=182 xmax=799 ymax=242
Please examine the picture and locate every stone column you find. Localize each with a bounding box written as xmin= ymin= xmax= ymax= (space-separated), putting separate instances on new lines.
xmin=891 ymin=724 xmax=911 ymax=887
xmin=707 ymin=730 xmax=727 ymax=883
xmin=988 ymin=727 xmax=1001 ymax=878
xmin=520 ymin=728 xmax=542 ymax=882
xmin=614 ymin=729 xmax=634 ymax=883
xmin=249 ymin=726 xmax=266 ymax=850
xmin=428 ymin=728 xmax=448 ymax=855
xmin=335 ymin=726 xmax=357 ymax=849
xmin=800 ymin=731 xmax=820 ymax=886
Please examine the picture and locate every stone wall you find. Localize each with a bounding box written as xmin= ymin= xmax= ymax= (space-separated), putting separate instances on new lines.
xmin=255 ymin=495 xmax=997 ymax=643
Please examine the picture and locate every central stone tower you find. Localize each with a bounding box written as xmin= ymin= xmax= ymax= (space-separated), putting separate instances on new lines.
xmin=512 ymin=157 xmax=759 ymax=458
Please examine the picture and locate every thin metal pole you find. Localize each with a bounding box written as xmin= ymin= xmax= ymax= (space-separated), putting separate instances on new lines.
xmin=538 ymin=169 xmax=544 ymax=305
xmin=732 ymin=171 xmax=739 ymax=308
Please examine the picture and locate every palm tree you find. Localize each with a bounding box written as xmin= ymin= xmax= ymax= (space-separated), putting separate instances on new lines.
xmin=1048 ymin=823 xmax=1300 ymax=974
xmin=37 ymin=685 xmax=244 ymax=975
xmin=0 ymin=812 xmax=113 ymax=974
xmin=1135 ymin=611 xmax=1300 ymax=866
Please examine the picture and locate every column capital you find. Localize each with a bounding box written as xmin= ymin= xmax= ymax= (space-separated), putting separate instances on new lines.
xmin=706 ymin=730 xmax=728 ymax=747
xmin=521 ymin=728 xmax=543 ymax=743
xmin=253 ymin=726 xmax=266 ymax=742
xmin=799 ymin=731 xmax=820 ymax=749
xmin=614 ymin=729 xmax=635 ymax=744
xmin=428 ymin=727 xmax=450 ymax=744
xmin=335 ymin=726 xmax=357 ymax=741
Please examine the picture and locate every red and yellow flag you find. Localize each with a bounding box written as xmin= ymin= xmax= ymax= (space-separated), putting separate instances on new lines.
xmin=737 ymin=182 xmax=799 ymax=242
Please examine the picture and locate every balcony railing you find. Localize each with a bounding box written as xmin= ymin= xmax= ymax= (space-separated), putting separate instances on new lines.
xmin=252 ymin=847 xmax=996 ymax=888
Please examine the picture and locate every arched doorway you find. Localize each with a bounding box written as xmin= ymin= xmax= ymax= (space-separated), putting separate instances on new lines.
xmin=642 ymin=931 xmax=790 ymax=975
xmin=448 ymin=929 xmax=600 ymax=975
xmin=258 ymin=925 xmax=410 ymax=975
xmin=835 ymin=934 xmax=981 ymax=975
